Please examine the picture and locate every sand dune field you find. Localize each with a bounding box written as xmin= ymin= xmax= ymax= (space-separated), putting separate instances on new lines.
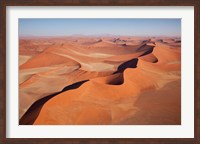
xmin=19 ymin=36 xmax=181 ymax=125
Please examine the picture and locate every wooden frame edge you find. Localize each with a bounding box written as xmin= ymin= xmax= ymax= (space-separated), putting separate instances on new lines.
xmin=0 ymin=0 xmax=6 ymax=143
xmin=0 ymin=0 xmax=199 ymax=144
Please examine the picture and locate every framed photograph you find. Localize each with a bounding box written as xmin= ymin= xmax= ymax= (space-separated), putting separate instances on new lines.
xmin=0 ymin=0 xmax=199 ymax=143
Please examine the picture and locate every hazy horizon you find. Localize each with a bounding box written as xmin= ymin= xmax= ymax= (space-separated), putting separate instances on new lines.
xmin=19 ymin=18 xmax=181 ymax=37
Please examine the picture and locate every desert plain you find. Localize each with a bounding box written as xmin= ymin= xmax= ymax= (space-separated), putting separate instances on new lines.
xmin=19 ymin=36 xmax=181 ymax=125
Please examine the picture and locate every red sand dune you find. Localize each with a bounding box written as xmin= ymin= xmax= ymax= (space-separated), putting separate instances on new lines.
xmin=19 ymin=37 xmax=181 ymax=125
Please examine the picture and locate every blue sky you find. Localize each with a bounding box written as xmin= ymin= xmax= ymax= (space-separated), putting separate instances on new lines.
xmin=19 ymin=19 xmax=181 ymax=37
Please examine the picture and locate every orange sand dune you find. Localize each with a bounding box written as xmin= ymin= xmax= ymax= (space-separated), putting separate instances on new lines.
xmin=19 ymin=37 xmax=181 ymax=124
xmin=139 ymin=53 xmax=158 ymax=63
xmin=20 ymin=52 xmax=80 ymax=69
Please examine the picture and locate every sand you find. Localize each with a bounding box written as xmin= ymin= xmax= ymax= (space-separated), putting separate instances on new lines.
xmin=19 ymin=36 xmax=181 ymax=125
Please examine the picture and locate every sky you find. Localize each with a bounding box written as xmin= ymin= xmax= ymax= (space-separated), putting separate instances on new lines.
xmin=19 ymin=19 xmax=181 ymax=37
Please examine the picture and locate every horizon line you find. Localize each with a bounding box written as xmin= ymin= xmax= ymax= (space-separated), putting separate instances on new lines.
xmin=19 ymin=34 xmax=181 ymax=39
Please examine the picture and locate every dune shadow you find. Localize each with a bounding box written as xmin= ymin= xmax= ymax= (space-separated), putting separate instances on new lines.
xmin=19 ymin=80 xmax=88 ymax=125
xmin=102 ymin=73 xmax=124 ymax=85
xmin=107 ymin=75 xmax=124 ymax=85
xmin=139 ymin=47 xmax=154 ymax=57
xmin=114 ymin=58 xmax=138 ymax=74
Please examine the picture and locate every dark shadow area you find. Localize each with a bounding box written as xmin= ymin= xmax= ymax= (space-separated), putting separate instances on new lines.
xmin=139 ymin=47 xmax=154 ymax=57
xmin=153 ymin=59 xmax=158 ymax=63
xmin=139 ymin=53 xmax=158 ymax=63
xmin=19 ymin=80 xmax=88 ymax=125
xmin=62 ymin=80 xmax=88 ymax=91
xmin=142 ymin=39 xmax=150 ymax=43
xmin=105 ymin=73 xmax=124 ymax=85
xmin=114 ymin=58 xmax=138 ymax=74
xmin=137 ymin=43 xmax=154 ymax=52
xmin=107 ymin=75 xmax=124 ymax=85
xmin=121 ymin=43 xmax=127 ymax=46
xmin=157 ymin=39 xmax=163 ymax=43
xmin=174 ymin=40 xmax=181 ymax=43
